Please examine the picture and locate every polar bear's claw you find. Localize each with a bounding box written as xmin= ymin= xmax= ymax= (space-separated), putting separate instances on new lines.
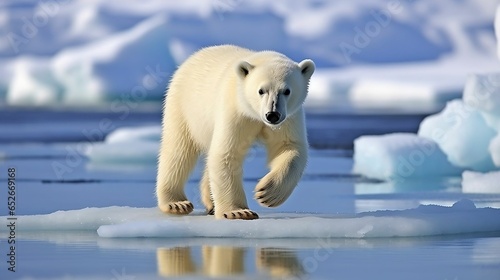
xmin=255 ymin=179 xmax=287 ymax=208
xmin=223 ymin=209 xmax=259 ymax=220
xmin=206 ymin=208 xmax=215 ymax=215
xmin=160 ymin=201 xmax=194 ymax=215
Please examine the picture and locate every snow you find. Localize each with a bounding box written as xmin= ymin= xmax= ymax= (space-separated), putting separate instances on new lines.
xmin=344 ymin=55 xmax=497 ymax=107
xmin=1 ymin=0 xmax=499 ymax=106
xmin=0 ymin=206 xmax=165 ymax=231
xmin=52 ymin=15 xmax=175 ymax=104
xmin=352 ymin=133 xmax=461 ymax=180
xmin=99 ymin=200 xmax=500 ymax=238
xmin=462 ymin=170 xmax=500 ymax=194
xmin=306 ymin=54 xmax=500 ymax=109
xmin=1 ymin=200 xmax=499 ymax=239
xmin=350 ymin=79 xmax=449 ymax=105
xmin=6 ymin=56 xmax=60 ymax=106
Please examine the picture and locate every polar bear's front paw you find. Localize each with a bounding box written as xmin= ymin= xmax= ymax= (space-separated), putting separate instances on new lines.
xmin=159 ymin=201 xmax=194 ymax=215
xmin=223 ymin=209 xmax=259 ymax=220
xmin=254 ymin=178 xmax=289 ymax=208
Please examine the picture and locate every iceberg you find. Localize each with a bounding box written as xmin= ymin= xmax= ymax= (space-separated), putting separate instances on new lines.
xmin=6 ymin=57 xmax=61 ymax=105
xmin=462 ymin=73 xmax=500 ymax=167
xmin=52 ymin=15 xmax=175 ymax=104
xmin=354 ymin=73 xmax=500 ymax=180
xmin=418 ymin=99 xmax=496 ymax=171
xmin=490 ymin=134 xmax=500 ymax=166
xmin=463 ymin=73 xmax=500 ymax=132
xmin=353 ymin=133 xmax=461 ymax=180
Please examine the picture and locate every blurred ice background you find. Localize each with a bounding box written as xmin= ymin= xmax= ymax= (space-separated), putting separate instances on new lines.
xmin=0 ymin=0 xmax=498 ymax=108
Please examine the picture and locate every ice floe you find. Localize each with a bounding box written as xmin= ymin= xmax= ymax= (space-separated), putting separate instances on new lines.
xmin=1 ymin=200 xmax=499 ymax=239
xmin=353 ymin=133 xmax=462 ymax=180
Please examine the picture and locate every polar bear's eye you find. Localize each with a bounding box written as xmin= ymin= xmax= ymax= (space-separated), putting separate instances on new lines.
xmin=258 ymin=89 xmax=265 ymax=95
xmin=283 ymin=89 xmax=291 ymax=96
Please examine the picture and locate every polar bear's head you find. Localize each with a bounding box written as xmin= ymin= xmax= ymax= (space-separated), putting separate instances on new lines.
xmin=236 ymin=52 xmax=315 ymax=127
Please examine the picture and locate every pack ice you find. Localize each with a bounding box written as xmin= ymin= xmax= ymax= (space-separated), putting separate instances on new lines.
xmin=354 ymin=73 xmax=500 ymax=181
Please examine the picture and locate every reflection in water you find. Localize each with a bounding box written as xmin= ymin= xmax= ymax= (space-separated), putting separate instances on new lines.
xmin=157 ymin=247 xmax=196 ymax=276
xmin=202 ymin=246 xmax=245 ymax=276
xmin=257 ymin=248 xmax=304 ymax=278
xmin=157 ymin=246 xmax=303 ymax=278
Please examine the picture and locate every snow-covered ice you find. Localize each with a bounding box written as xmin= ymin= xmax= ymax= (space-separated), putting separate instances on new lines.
xmin=51 ymin=15 xmax=175 ymax=104
xmin=98 ymin=200 xmax=500 ymax=238
xmin=0 ymin=206 xmax=165 ymax=231
xmin=85 ymin=125 xmax=160 ymax=164
xmin=1 ymin=200 xmax=499 ymax=239
xmin=6 ymin=56 xmax=60 ymax=106
xmin=353 ymin=133 xmax=461 ymax=180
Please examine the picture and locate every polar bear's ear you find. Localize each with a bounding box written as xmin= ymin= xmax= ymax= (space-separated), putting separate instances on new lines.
xmin=299 ymin=59 xmax=315 ymax=80
xmin=236 ymin=61 xmax=254 ymax=79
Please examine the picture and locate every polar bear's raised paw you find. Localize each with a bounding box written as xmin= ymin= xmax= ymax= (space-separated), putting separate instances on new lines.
xmin=223 ymin=209 xmax=259 ymax=220
xmin=159 ymin=201 xmax=194 ymax=215
xmin=255 ymin=178 xmax=287 ymax=208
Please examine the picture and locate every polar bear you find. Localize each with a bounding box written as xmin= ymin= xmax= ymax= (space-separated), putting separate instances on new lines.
xmin=156 ymin=45 xmax=315 ymax=220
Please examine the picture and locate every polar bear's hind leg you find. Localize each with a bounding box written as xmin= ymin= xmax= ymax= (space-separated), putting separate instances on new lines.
xmin=200 ymin=165 xmax=215 ymax=214
xmin=156 ymin=111 xmax=199 ymax=215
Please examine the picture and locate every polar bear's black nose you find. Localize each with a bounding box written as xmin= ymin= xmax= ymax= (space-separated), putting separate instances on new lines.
xmin=265 ymin=112 xmax=281 ymax=124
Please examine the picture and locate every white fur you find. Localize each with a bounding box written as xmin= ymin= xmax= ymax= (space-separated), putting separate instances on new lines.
xmin=156 ymin=45 xmax=315 ymax=219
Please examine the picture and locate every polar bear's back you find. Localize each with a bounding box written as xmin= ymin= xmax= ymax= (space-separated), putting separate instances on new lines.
xmin=164 ymin=45 xmax=255 ymax=150
xmin=170 ymin=45 xmax=254 ymax=96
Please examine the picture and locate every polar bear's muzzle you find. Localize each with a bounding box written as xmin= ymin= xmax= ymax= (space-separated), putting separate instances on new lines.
xmin=261 ymin=94 xmax=286 ymax=126
xmin=265 ymin=111 xmax=281 ymax=124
